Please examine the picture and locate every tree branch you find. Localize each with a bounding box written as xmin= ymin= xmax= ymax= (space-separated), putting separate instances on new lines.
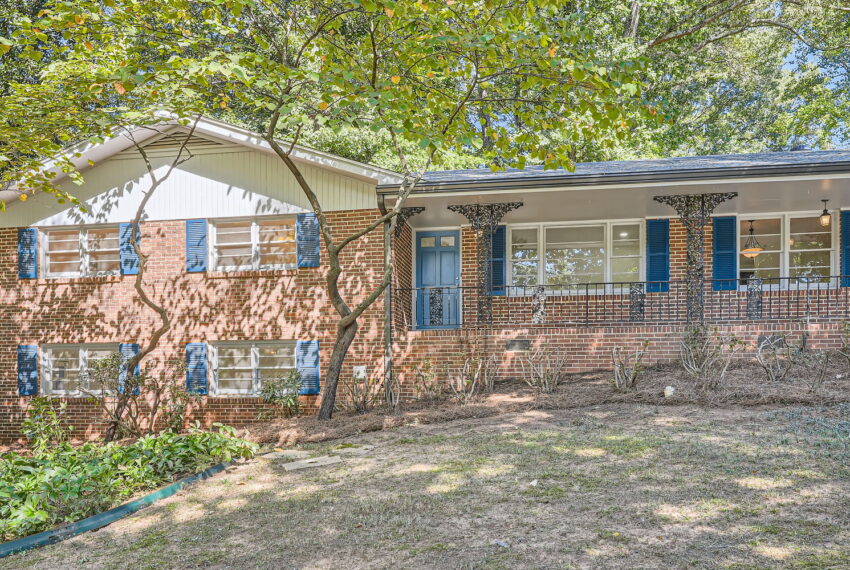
xmin=125 ymin=115 xmax=201 ymax=371
xmin=647 ymin=0 xmax=750 ymax=48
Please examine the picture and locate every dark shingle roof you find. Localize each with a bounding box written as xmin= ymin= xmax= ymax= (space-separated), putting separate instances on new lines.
xmin=378 ymin=149 xmax=850 ymax=193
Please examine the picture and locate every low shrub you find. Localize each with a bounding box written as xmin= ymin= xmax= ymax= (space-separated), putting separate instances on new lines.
xmin=611 ymin=341 xmax=649 ymax=392
xmin=756 ymin=336 xmax=794 ymax=382
xmin=0 ymin=424 xmax=256 ymax=540
xmin=80 ymin=355 xmax=198 ymax=440
xmin=412 ymin=359 xmax=442 ymax=400
xmin=258 ymin=370 xmax=303 ymax=419
xmin=20 ymin=397 xmax=70 ymax=456
xmin=343 ymin=373 xmax=383 ymax=414
xmin=680 ymin=328 xmax=743 ymax=392
xmin=448 ymin=356 xmax=493 ymax=404
xmin=521 ymin=346 xmax=569 ymax=393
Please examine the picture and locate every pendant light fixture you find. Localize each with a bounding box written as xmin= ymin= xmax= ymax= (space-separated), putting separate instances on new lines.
xmin=741 ymin=220 xmax=763 ymax=259
xmin=819 ymin=199 xmax=831 ymax=227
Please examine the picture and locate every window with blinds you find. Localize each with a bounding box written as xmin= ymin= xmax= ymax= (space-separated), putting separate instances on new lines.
xmin=212 ymin=342 xmax=297 ymax=395
xmin=44 ymin=226 xmax=121 ymax=277
xmin=212 ymin=217 xmax=296 ymax=270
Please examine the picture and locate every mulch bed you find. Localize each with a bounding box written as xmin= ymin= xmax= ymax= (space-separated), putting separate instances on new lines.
xmin=244 ymin=359 xmax=850 ymax=447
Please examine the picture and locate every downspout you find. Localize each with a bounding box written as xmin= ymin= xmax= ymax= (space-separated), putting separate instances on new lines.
xmin=378 ymin=194 xmax=394 ymax=404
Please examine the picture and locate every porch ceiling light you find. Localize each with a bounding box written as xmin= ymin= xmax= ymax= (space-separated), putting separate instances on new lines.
xmin=819 ymin=199 xmax=831 ymax=227
xmin=741 ymin=220 xmax=763 ymax=259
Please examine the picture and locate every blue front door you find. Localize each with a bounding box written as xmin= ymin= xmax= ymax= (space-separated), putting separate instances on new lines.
xmin=416 ymin=230 xmax=460 ymax=328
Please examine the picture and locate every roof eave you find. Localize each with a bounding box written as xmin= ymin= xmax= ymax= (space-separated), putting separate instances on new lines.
xmin=376 ymin=161 xmax=850 ymax=196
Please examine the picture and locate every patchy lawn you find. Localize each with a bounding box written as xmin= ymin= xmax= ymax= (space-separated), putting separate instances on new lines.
xmin=3 ymin=403 xmax=849 ymax=569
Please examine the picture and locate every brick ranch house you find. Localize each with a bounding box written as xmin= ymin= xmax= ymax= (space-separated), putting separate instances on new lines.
xmin=3 ymin=116 xmax=850 ymax=441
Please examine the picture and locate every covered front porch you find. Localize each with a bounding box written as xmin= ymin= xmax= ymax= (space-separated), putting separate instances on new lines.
xmin=385 ymin=163 xmax=850 ymax=332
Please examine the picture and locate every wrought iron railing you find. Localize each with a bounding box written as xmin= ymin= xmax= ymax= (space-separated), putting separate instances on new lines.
xmin=392 ymin=276 xmax=850 ymax=329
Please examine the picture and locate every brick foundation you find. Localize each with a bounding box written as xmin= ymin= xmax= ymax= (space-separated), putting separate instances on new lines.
xmin=390 ymin=321 xmax=845 ymax=394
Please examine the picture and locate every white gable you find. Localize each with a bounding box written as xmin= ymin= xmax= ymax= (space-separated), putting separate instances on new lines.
xmin=0 ymin=118 xmax=402 ymax=228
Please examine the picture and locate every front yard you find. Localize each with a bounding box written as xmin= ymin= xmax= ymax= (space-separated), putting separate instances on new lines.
xmin=3 ymin=402 xmax=849 ymax=569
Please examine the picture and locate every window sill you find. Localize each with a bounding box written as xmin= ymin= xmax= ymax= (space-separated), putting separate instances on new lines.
xmin=41 ymin=393 xmax=109 ymax=398
xmin=206 ymin=268 xmax=300 ymax=279
xmin=209 ymin=393 xmax=262 ymax=399
xmin=502 ymin=288 xmax=642 ymax=298
xmin=37 ymin=274 xmax=124 ymax=285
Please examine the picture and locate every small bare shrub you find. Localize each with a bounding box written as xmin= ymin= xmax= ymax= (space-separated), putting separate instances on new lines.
xmin=448 ymin=356 xmax=493 ymax=404
xmin=838 ymin=321 xmax=850 ymax=368
xmin=412 ymin=359 xmax=442 ymax=400
xmin=680 ymin=328 xmax=743 ymax=391
xmin=81 ymin=354 xmax=196 ymax=439
xmin=788 ymin=343 xmax=831 ymax=393
xmin=343 ymin=373 xmax=382 ymax=414
xmin=611 ymin=341 xmax=649 ymax=392
xmin=755 ymin=336 xmax=793 ymax=382
xmin=521 ymin=347 xmax=569 ymax=393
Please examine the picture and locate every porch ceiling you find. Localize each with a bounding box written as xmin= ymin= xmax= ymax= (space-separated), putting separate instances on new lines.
xmin=394 ymin=175 xmax=850 ymax=227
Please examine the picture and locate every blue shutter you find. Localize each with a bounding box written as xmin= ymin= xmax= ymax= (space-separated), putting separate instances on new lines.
xmin=712 ymin=216 xmax=737 ymax=291
xmin=646 ymin=219 xmax=670 ymax=293
xmin=186 ymin=343 xmax=208 ymax=394
xmin=296 ymin=213 xmax=320 ymax=268
xmin=296 ymin=340 xmax=320 ymax=395
xmin=490 ymin=225 xmax=506 ymax=296
xmin=842 ymin=211 xmax=850 ymax=287
xmin=185 ymin=219 xmax=207 ymax=273
xmin=17 ymin=345 xmax=38 ymax=396
xmin=119 ymin=223 xmax=141 ymax=275
xmin=118 ymin=343 xmax=141 ymax=394
xmin=17 ymin=228 xmax=38 ymax=279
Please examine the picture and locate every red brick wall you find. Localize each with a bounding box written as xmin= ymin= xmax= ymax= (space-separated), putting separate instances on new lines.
xmin=4 ymin=209 xmax=847 ymax=443
xmin=391 ymin=322 xmax=846 ymax=394
xmin=0 ymin=209 xmax=387 ymax=443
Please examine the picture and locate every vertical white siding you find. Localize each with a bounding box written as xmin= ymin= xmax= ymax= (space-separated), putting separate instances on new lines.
xmin=2 ymin=147 xmax=378 ymax=227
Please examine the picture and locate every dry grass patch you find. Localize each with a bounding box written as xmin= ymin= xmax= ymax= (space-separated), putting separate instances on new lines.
xmin=3 ymin=403 xmax=850 ymax=569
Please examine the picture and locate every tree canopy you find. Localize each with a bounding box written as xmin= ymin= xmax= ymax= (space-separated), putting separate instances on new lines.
xmin=1 ymin=0 xmax=848 ymax=200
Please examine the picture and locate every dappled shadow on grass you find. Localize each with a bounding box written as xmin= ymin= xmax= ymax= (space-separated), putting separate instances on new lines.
xmin=4 ymin=405 xmax=850 ymax=569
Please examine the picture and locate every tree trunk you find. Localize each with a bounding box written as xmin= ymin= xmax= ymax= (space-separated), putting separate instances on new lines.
xmin=317 ymin=320 xmax=359 ymax=420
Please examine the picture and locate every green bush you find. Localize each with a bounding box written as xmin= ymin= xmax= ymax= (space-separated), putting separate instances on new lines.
xmin=20 ymin=397 xmax=70 ymax=456
xmin=258 ymin=370 xmax=303 ymax=419
xmin=0 ymin=424 xmax=257 ymax=540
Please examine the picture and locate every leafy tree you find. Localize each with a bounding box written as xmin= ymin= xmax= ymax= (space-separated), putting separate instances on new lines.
xmin=10 ymin=0 xmax=652 ymax=418
xmin=597 ymin=0 xmax=850 ymax=155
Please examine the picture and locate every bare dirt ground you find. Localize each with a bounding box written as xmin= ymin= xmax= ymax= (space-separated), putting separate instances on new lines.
xmin=4 ymin=398 xmax=849 ymax=569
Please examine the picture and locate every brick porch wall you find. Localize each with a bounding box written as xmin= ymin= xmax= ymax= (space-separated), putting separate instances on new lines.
xmin=391 ymin=321 xmax=845 ymax=397
xmin=0 ymin=209 xmax=387 ymax=443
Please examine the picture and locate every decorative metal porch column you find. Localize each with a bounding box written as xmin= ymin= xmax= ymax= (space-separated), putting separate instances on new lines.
xmin=448 ymin=202 xmax=523 ymax=324
xmin=653 ymin=192 xmax=738 ymax=323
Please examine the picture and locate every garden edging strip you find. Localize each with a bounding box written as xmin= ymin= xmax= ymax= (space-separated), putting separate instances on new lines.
xmin=0 ymin=460 xmax=233 ymax=559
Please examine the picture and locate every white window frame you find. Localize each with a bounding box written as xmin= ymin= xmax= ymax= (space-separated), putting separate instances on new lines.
xmin=41 ymin=343 xmax=120 ymax=397
xmin=210 ymin=341 xmax=297 ymax=397
xmin=506 ymin=219 xmax=645 ymax=294
xmin=209 ymin=216 xmax=297 ymax=272
xmin=40 ymin=225 xmax=122 ymax=278
xmin=736 ymin=210 xmax=838 ymax=289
